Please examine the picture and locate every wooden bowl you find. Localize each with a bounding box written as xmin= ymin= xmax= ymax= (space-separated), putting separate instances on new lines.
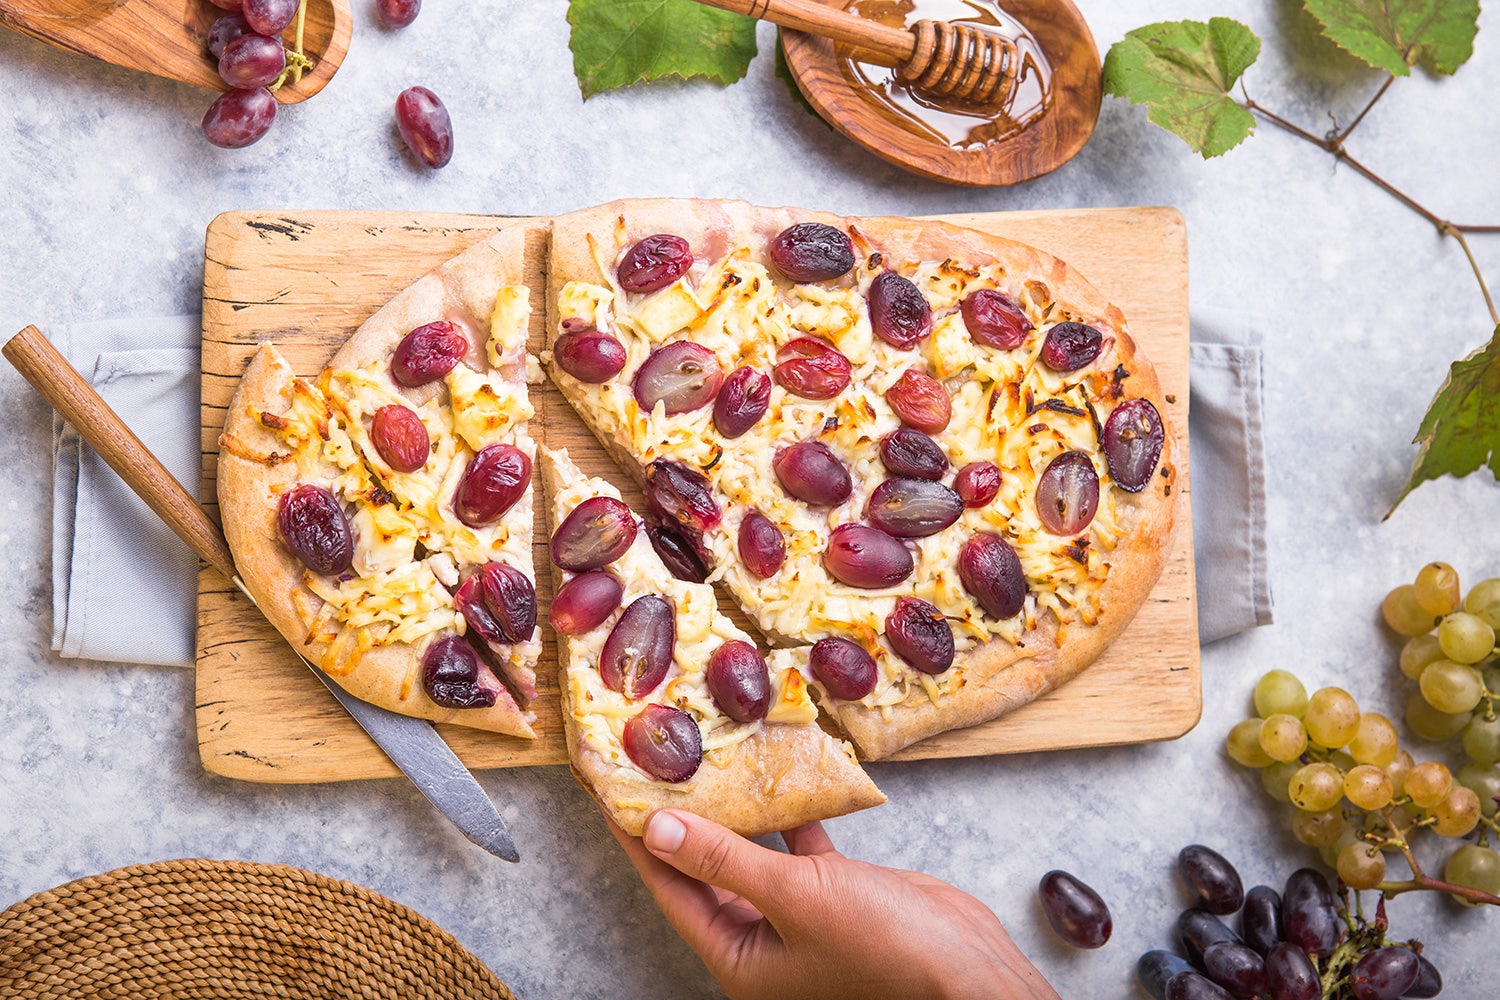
xmin=781 ymin=0 xmax=1102 ymax=186
xmin=0 ymin=0 xmax=351 ymax=104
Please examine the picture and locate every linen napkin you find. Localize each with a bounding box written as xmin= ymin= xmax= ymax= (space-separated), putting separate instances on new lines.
xmin=50 ymin=316 xmax=201 ymax=668
xmin=1188 ymin=306 xmax=1274 ymax=643
xmin=48 ymin=310 xmax=1271 ymax=667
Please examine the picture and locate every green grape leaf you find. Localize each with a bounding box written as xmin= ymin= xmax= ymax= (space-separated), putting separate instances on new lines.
xmin=567 ymin=0 xmax=758 ymax=98
xmin=1390 ymin=326 xmax=1500 ymax=514
xmin=1102 ymin=18 xmax=1262 ymax=159
xmin=1302 ymin=0 xmax=1479 ymax=76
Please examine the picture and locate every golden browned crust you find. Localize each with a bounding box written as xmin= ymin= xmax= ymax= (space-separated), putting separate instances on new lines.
xmin=539 ymin=447 xmax=885 ymax=837
xmin=218 ymin=344 xmax=535 ymax=737
xmin=544 ymin=199 xmax=1179 ymax=760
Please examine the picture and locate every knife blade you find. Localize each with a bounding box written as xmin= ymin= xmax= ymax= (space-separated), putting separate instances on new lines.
xmin=4 ymin=324 xmax=519 ymax=862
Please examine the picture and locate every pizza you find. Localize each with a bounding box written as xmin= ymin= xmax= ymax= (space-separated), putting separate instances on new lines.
xmin=217 ymin=225 xmax=542 ymax=738
xmin=542 ymin=199 xmax=1178 ymax=760
xmin=540 ymin=447 xmax=885 ymax=836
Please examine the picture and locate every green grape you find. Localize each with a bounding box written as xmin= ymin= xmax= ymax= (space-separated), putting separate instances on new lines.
xmin=1259 ymin=714 xmax=1308 ymax=763
xmin=1292 ymin=807 xmax=1345 ymax=847
xmin=1483 ymin=662 xmax=1500 ymax=696
xmin=1437 ymin=611 xmax=1496 ymax=664
xmin=1344 ymin=764 xmax=1393 ymax=811
xmin=1261 ymin=760 xmax=1301 ymax=803
xmin=1419 ymin=660 xmax=1485 ymax=715
xmin=1304 ymin=687 xmax=1360 ymax=749
xmin=1431 ymin=786 xmax=1481 ymax=837
xmin=1463 ymin=577 xmax=1500 ymax=629
xmin=1443 ymin=843 xmax=1500 ymax=906
xmin=1456 ymin=762 xmax=1500 ymax=818
xmin=1320 ymin=824 xmax=1361 ymax=868
xmin=1413 ymin=561 xmax=1462 ymax=616
xmin=1382 ymin=584 xmax=1439 ymax=636
xmin=1405 ymin=760 xmax=1453 ymax=808
xmin=1384 ymin=747 xmax=1414 ymax=797
xmin=1288 ymin=762 xmax=1345 ymax=811
xmin=1399 ymin=634 xmax=1446 ymax=681
xmin=1463 ymin=714 xmax=1500 ymax=766
xmin=1328 ymin=749 xmax=1357 ymax=772
xmin=1347 ymin=712 xmax=1399 ymax=767
xmin=1336 ymin=841 xmax=1387 ymax=890
xmin=1225 ymin=718 xmax=1273 ymax=767
xmin=1254 ymin=669 xmax=1308 ymax=718
xmin=1405 ymin=689 xmax=1473 ymax=741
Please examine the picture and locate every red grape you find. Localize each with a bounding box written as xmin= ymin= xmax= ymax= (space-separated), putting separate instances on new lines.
xmin=879 ymin=428 xmax=947 ymax=480
xmin=885 ymin=369 xmax=950 ymax=432
xmin=455 ymin=575 xmax=503 ymax=642
xmin=1138 ymin=951 xmax=1195 ymax=1000
xmin=706 ymin=640 xmax=771 ymax=722
xmin=1201 ymin=941 xmax=1264 ymax=998
xmin=773 ymin=337 xmax=850 ymax=399
xmin=243 ymin=0 xmax=298 ymax=35
xmin=207 ymin=0 xmax=243 ymax=9
xmin=392 ymin=320 xmax=466 ymax=386
xmin=737 ymin=510 xmax=785 ymax=579
xmin=207 ymin=13 xmax=252 ymax=58
xmin=808 ymin=636 xmax=877 ymax=700
xmin=1238 ymin=886 xmax=1282 ymax=956
xmin=201 ymin=87 xmax=277 ymax=148
xmin=1036 ymin=451 xmax=1099 ymax=535
xmin=1349 ymin=947 xmax=1419 ymax=1000
xmin=646 ymin=524 xmax=708 ymax=583
xmin=600 ymin=595 xmax=675 ymax=698
xmin=769 ymin=223 xmax=854 ymax=282
xmin=420 ymin=635 xmax=496 ymax=709
xmin=378 ymin=0 xmax=421 ymax=29
xmin=1263 ymin=943 xmax=1319 ymax=1000
xmin=550 ymin=497 xmax=637 ymax=571
xmin=277 ymin=484 xmax=352 ymax=575
xmin=868 ymin=270 xmax=932 ymax=348
xmin=548 ymin=571 xmax=623 ymax=635
xmin=961 ymin=288 xmax=1032 ymax=349
xmin=618 ymin=235 xmax=692 ymax=293
xmin=623 ymin=703 xmax=701 ymax=782
xmin=867 ymin=477 xmax=962 ymax=538
xmin=643 ymin=460 xmax=720 ymax=535
xmin=1040 ymin=321 xmax=1103 ymax=371
xmin=1105 ymin=398 xmax=1166 ymax=492
xmin=1178 ymin=845 xmax=1244 ymax=915
xmin=370 ymin=404 xmax=429 ymax=473
xmin=1177 ymin=909 xmax=1241 ymax=968
xmin=633 ymin=340 xmax=721 ymax=415
xmin=1281 ymin=869 xmax=1339 ymax=958
xmin=218 ymin=33 xmax=285 ymax=89
xmin=885 ymin=597 xmax=954 ymax=674
xmin=395 ymin=86 xmax=454 ymax=168
xmin=554 ymin=328 xmax=626 ymax=383
xmin=453 ymin=443 xmax=530 ymax=527
xmin=958 ymin=533 xmax=1025 ymax=619
xmin=713 ymin=366 xmax=771 ymax=438
xmin=1164 ymin=972 xmax=1231 ymax=1000
xmin=774 ymin=442 xmax=851 ymax=506
xmin=954 ymin=461 xmax=1000 ymax=507
xmin=1038 ymin=870 xmax=1112 ymax=949
xmin=480 ymin=562 xmax=536 ymax=643
xmin=824 ymin=524 xmax=913 ymax=589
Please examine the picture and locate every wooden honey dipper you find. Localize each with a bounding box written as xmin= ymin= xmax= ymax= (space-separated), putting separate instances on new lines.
xmin=698 ymin=0 xmax=1022 ymax=106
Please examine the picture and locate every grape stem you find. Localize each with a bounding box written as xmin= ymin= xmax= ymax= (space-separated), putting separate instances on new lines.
xmin=1239 ymin=92 xmax=1500 ymax=328
xmin=1372 ymin=807 xmax=1500 ymax=906
xmin=270 ymin=0 xmax=313 ymax=92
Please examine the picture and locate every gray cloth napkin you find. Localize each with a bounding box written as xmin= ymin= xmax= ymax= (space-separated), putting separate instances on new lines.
xmin=51 ymin=316 xmax=201 ymax=668
xmin=1189 ymin=306 xmax=1274 ymax=643
xmin=49 ymin=310 xmax=1270 ymax=667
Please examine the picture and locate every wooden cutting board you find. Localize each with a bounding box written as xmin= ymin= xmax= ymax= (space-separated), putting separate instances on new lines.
xmin=196 ymin=206 xmax=1199 ymax=783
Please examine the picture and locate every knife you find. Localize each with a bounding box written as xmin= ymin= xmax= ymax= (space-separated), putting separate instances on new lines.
xmin=4 ymin=324 xmax=520 ymax=863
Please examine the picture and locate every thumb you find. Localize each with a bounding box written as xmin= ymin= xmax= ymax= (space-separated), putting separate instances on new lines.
xmin=644 ymin=809 xmax=792 ymax=907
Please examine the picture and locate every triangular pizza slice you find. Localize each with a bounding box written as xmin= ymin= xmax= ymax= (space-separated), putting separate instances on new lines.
xmin=540 ymin=446 xmax=885 ymax=837
xmin=218 ymin=226 xmax=543 ymax=736
xmin=542 ymin=199 xmax=1178 ymax=759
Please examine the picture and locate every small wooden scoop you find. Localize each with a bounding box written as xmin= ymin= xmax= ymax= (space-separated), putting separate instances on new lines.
xmin=0 ymin=0 xmax=351 ymax=104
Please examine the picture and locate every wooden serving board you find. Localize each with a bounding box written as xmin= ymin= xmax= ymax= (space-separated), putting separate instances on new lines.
xmin=197 ymin=207 xmax=1199 ymax=783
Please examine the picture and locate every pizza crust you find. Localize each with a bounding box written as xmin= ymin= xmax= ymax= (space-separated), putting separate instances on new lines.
xmin=540 ymin=447 xmax=885 ymax=838
xmin=544 ymin=198 xmax=1179 ymax=760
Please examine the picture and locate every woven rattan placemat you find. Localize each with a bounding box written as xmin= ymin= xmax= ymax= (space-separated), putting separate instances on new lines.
xmin=0 ymin=858 xmax=516 ymax=999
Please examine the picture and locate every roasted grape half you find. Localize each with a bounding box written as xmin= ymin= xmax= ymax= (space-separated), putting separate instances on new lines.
xmin=960 ymin=288 xmax=1033 ymax=349
xmin=623 ymin=704 xmax=702 ymax=782
xmin=769 ymin=222 xmax=854 ymax=282
xmin=548 ymin=570 xmax=623 ymax=636
xmin=550 ymin=497 xmax=637 ymax=571
xmin=879 ymin=428 xmax=948 ymax=480
xmin=618 ymin=234 xmax=692 ymax=293
xmin=885 ymin=369 xmax=950 ymax=433
xmin=392 ymin=320 xmax=467 ymax=386
xmin=634 ymin=340 xmax=722 ymax=415
xmin=453 ymin=443 xmax=530 ymax=527
xmin=706 ymin=640 xmax=771 ymax=723
xmin=370 ymin=404 xmax=430 ymax=473
xmin=1036 ymin=451 xmax=1099 ymax=535
xmin=599 ymin=595 xmax=675 ymax=698
xmin=868 ymin=270 xmax=932 ymax=348
xmin=646 ymin=523 xmax=709 ymax=583
xmin=644 ymin=459 xmax=721 ymax=536
xmin=808 ymin=637 xmax=877 ymax=700
xmin=866 ymin=477 xmax=962 ymax=538
xmin=1038 ymin=870 xmax=1111 ymax=949
xmin=1104 ymin=399 xmax=1166 ymax=492
xmin=479 ymin=562 xmax=537 ymax=643
xmin=421 ymin=635 xmax=496 ymax=709
xmin=277 ymin=484 xmax=353 ymax=575
xmin=1040 ymin=321 xmax=1103 ymax=371
xmin=824 ymin=524 xmax=913 ymax=589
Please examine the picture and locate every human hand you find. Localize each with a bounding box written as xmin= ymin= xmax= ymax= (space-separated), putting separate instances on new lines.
xmin=608 ymin=809 xmax=1060 ymax=1000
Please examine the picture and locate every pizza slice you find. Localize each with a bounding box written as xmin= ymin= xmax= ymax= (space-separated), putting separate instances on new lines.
xmin=217 ymin=226 xmax=543 ymax=736
xmin=540 ymin=446 xmax=885 ymax=837
xmin=542 ymin=199 xmax=1178 ymax=760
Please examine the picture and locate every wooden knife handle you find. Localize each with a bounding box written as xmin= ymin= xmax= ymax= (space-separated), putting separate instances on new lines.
xmin=691 ymin=0 xmax=916 ymax=65
xmin=3 ymin=324 xmax=238 ymax=582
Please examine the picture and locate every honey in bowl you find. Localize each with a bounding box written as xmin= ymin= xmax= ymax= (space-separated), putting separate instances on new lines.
xmin=838 ymin=0 xmax=1052 ymax=149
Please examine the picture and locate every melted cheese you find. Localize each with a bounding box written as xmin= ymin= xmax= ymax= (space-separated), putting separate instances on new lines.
xmin=487 ymin=284 xmax=531 ymax=366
